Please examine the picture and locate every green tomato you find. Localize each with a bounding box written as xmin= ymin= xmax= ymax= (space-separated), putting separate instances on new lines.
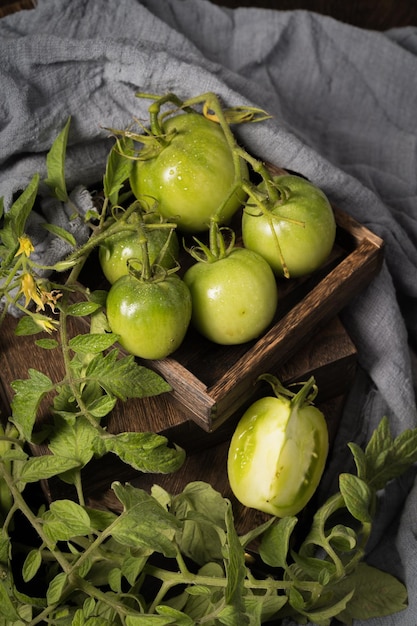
xmin=106 ymin=273 xmax=192 ymax=360
xmin=130 ymin=112 xmax=248 ymax=233
xmin=99 ymin=221 xmax=179 ymax=285
xmin=183 ymin=247 xmax=278 ymax=345
xmin=227 ymin=376 xmax=329 ymax=517
xmin=242 ymin=174 xmax=336 ymax=278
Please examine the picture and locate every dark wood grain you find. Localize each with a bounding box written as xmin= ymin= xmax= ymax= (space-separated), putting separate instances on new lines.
xmin=1 ymin=0 xmax=417 ymax=30
xmin=212 ymin=0 xmax=417 ymax=30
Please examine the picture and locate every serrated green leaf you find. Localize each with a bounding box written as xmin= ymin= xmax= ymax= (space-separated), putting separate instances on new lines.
xmin=95 ymin=431 xmax=185 ymax=474
xmin=67 ymin=301 xmax=102 ymax=317
xmin=290 ymin=551 xmax=335 ymax=583
xmin=69 ymin=333 xmax=119 ymax=355
xmin=107 ymin=568 xmax=122 ymax=593
xmin=22 ymin=549 xmax=42 ymax=583
xmin=111 ymin=483 xmax=181 ymax=556
xmin=336 ymin=562 xmax=408 ymax=623
xmin=103 ymin=137 xmax=134 ymax=205
xmin=339 ymin=474 xmax=373 ymax=523
xmin=304 ymin=589 xmax=355 ymax=624
xmin=2 ymin=173 xmax=40 ymax=245
xmin=35 ymin=338 xmax=59 ymax=349
xmin=48 ymin=416 xmax=97 ymax=473
xmin=348 ymin=442 xmax=367 ymax=480
xmin=171 ymin=482 xmax=228 ymax=566
xmin=90 ymin=290 xmax=109 ymax=306
xmin=42 ymin=222 xmax=76 ymax=248
xmin=348 ymin=420 xmax=417 ymax=500
xmin=86 ymin=507 xmax=118 ymax=532
xmin=365 ymin=415 xmax=392 ymax=460
xmin=0 ymin=579 xmax=20 ymax=621
xmin=18 ymin=455 xmax=80 ymax=483
xmin=46 ymin=572 xmax=68 ymax=605
xmin=120 ymin=554 xmax=148 ymax=587
xmin=87 ymin=394 xmax=117 ymax=418
xmin=44 ymin=117 xmax=71 ymax=201
xmin=185 ymin=585 xmax=212 ymax=596
xmin=217 ymin=603 xmax=247 ymax=626
xmin=85 ymin=350 xmax=171 ymax=400
xmin=49 ymin=499 xmax=91 ymax=535
xmin=223 ymin=501 xmax=247 ymax=619
xmin=10 ymin=369 xmax=55 ymax=440
xmin=259 ymin=516 xmax=298 ymax=569
xmin=156 ymin=606 xmax=194 ymax=625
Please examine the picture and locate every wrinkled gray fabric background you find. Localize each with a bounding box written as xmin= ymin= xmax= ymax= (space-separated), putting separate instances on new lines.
xmin=1 ymin=0 xmax=417 ymax=623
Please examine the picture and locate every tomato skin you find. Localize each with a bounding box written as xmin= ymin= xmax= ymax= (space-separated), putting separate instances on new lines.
xmin=106 ymin=274 xmax=192 ymax=360
xmin=227 ymin=381 xmax=329 ymax=517
xmin=99 ymin=226 xmax=179 ymax=285
xmin=242 ymin=174 xmax=336 ymax=278
xmin=130 ymin=113 xmax=248 ymax=233
xmin=183 ymin=247 xmax=278 ymax=345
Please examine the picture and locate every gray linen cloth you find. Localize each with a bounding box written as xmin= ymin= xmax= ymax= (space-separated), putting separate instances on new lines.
xmin=1 ymin=0 xmax=417 ymax=623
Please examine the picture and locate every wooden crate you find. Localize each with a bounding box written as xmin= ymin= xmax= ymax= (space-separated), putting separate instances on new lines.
xmin=80 ymin=205 xmax=383 ymax=433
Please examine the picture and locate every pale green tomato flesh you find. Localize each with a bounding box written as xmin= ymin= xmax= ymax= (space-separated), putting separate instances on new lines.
xmin=227 ymin=397 xmax=329 ymax=517
xmin=130 ymin=114 xmax=248 ymax=233
xmin=242 ymin=175 xmax=336 ymax=278
xmin=183 ymin=249 xmax=278 ymax=345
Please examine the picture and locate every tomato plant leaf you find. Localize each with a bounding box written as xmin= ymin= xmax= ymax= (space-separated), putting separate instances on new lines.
xmin=335 ymin=563 xmax=408 ymax=623
xmin=365 ymin=422 xmax=417 ymax=491
xmin=348 ymin=441 xmax=367 ymax=481
xmin=67 ymin=301 xmax=103 ymax=317
xmin=290 ymin=552 xmax=336 ymax=584
xmin=155 ymin=606 xmax=194 ymax=625
xmin=94 ymin=431 xmax=185 ymax=474
xmin=223 ymin=500 xmax=247 ymax=620
xmin=259 ymin=516 xmax=298 ymax=569
xmin=111 ymin=483 xmax=181 ymax=557
xmin=171 ymin=482 xmax=228 ymax=565
xmin=10 ymin=369 xmax=55 ymax=440
xmin=86 ymin=394 xmax=117 ymax=418
xmin=2 ymin=173 xmax=39 ymax=245
xmin=85 ymin=350 xmax=171 ymax=400
xmin=44 ymin=117 xmax=71 ymax=202
xmin=339 ymin=474 xmax=373 ymax=524
xmin=46 ymin=572 xmax=68 ymax=605
xmin=22 ymin=549 xmax=42 ymax=583
xmin=48 ymin=416 xmax=98 ymax=472
xmin=303 ymin=588 xmax=355 ymax=624
xmin=0 ymin=578 xmax=21 ymax=621
xmin=103 ymin=137 xmax=134 ymax=205
xmin=18 ymin=455 xmax=80 ymax=484
xmin=35 ymin=338 xmax=59 ymax=349
xmin=42 ymin=222 xmax=77 ymax=248
xmin=69 ymin=332 xmax=119 ymax=354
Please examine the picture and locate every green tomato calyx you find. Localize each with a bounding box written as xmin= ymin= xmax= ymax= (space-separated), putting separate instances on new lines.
xmin=185 ymin=220 xmax=236 ymax=264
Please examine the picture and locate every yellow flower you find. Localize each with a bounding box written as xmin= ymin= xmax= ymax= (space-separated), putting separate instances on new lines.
xmin=20 ymin=273 xmax=44 ymax=310
xmin=39 ymin=289 xmax=63 ymax=313
xmin=34 ymin=315 xmax=59 ymax=334
xmin=15 ymin=235 xmax=35 ymax=258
